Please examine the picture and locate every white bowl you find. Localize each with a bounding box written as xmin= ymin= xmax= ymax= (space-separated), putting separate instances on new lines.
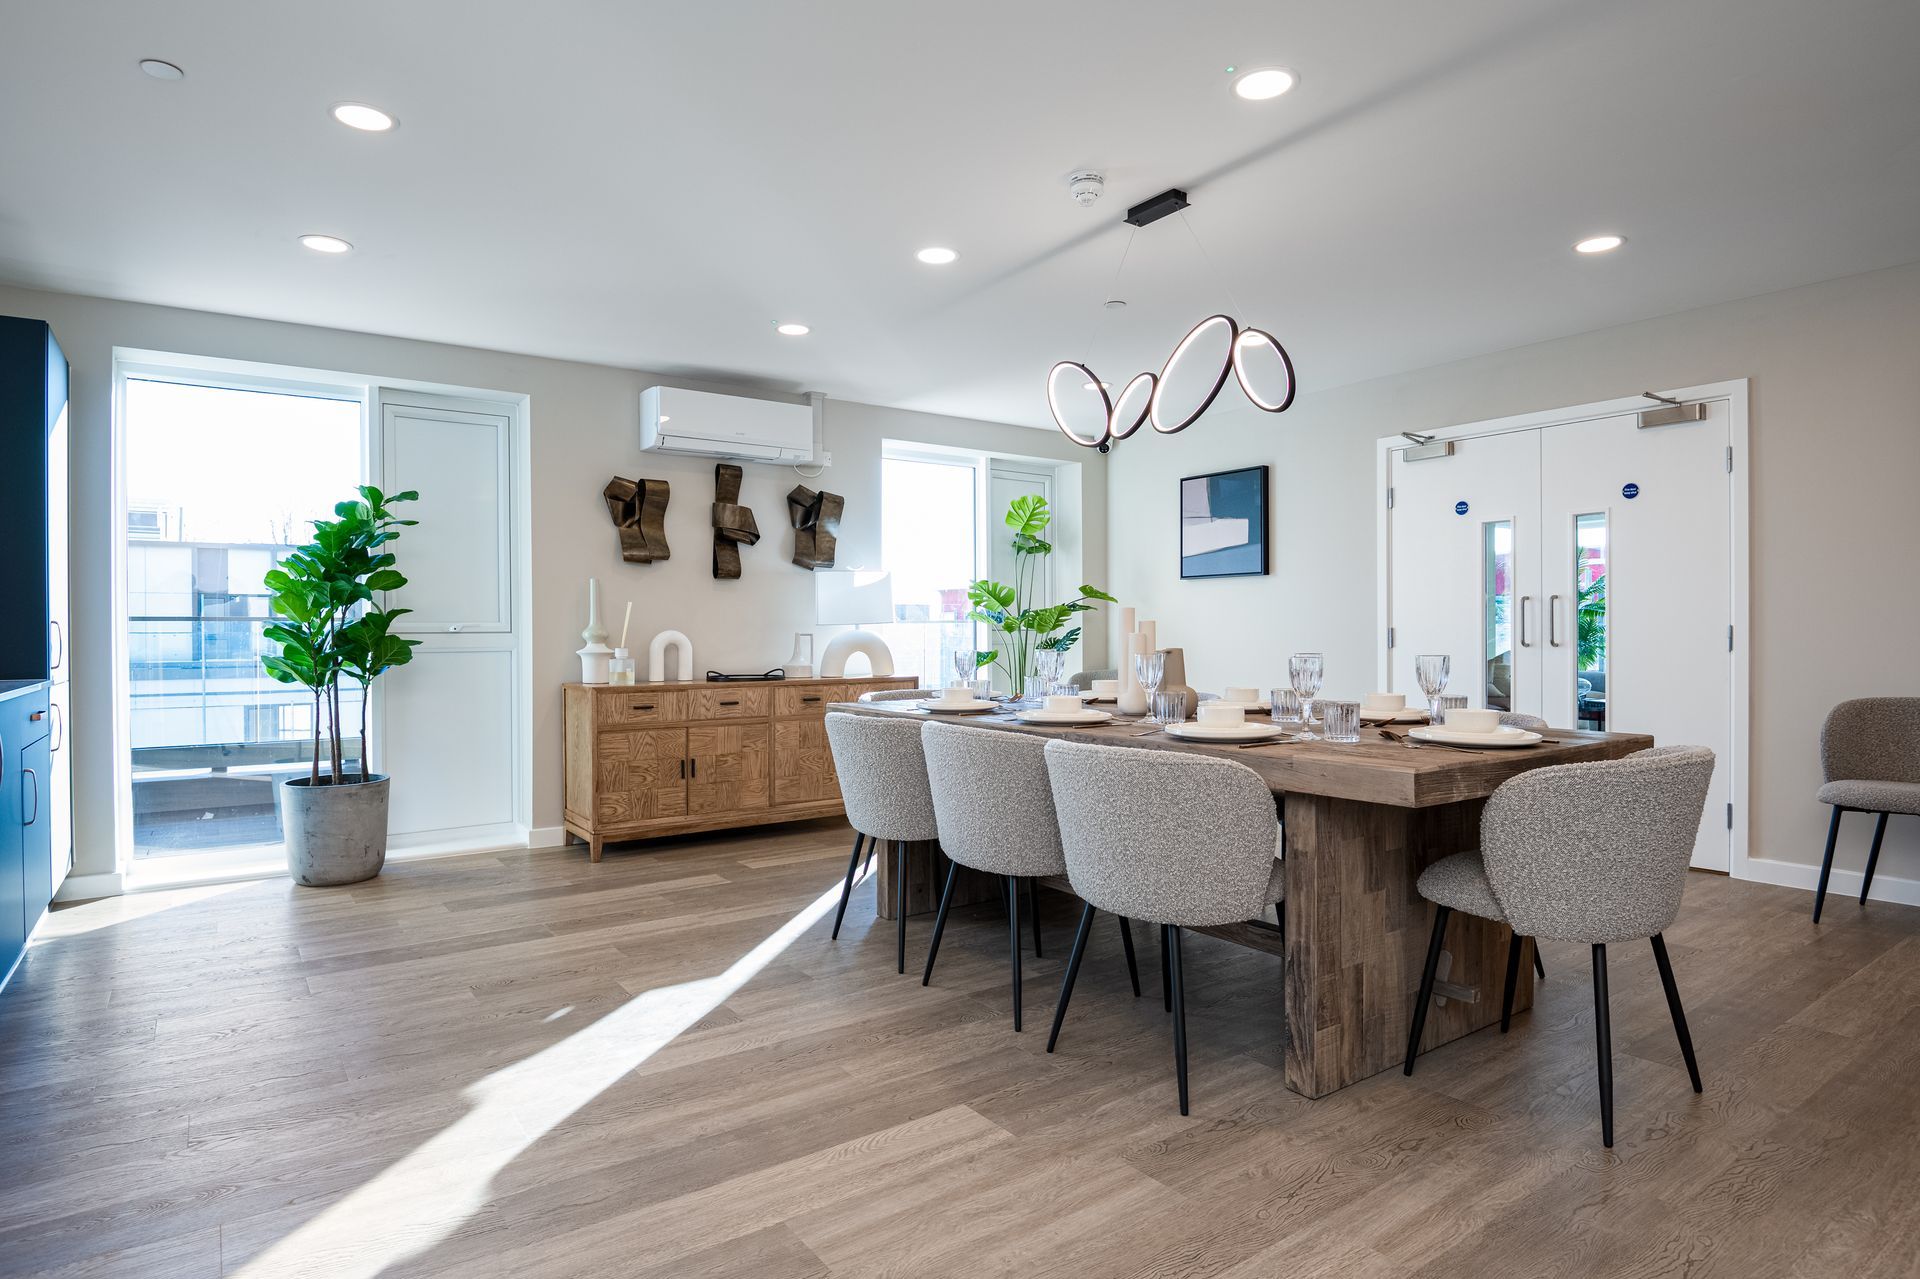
xmin=1043 ymin=694 xmax=1083 ymax=715
xmin=1197 ymin=703 xmax=1246 ymax=728
xmin=1444 ymin=708 xmax=1501 ymax=734
xmin=1362 ymin=693 xmax=1406 ymax=714
xmin=1090 ymin=679 xmax=1119 ymax=698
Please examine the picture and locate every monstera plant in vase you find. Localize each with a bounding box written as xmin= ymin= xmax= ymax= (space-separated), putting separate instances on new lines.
xmin=262 ymin=485 xmax=421 ymax=886
xmin=966 ymin=495 xmax=1115 ymax=700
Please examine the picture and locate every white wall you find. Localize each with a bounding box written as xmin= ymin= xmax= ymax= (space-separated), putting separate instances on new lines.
xmin=0 ymin=284 xmax=1107 ymax=882
xmin=1108 ymin=261 xmax=1920 ymax=892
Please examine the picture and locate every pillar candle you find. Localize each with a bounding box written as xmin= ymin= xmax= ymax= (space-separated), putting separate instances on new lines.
xmin=1117 ymin=631 xmax=1151 ymax=716
xmin=1117 ymin=606 xmax=1136 ymax=661
xmin=1137 ymin=619 xmax=1156 ymax=650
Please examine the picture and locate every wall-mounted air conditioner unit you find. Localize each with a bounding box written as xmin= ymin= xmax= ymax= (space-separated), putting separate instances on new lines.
xmin=640 ymin=386 xmax=823 ymax=465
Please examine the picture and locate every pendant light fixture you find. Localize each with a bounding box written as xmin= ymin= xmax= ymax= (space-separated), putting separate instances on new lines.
xmin=1046 ymin=189 xmax=1297 ymax=451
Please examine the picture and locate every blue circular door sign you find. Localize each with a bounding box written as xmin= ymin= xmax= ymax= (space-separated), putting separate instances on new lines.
xmin=1454 ymin=500 xmax=1470 ymax=515
xmin=1622 ymin=482 xmax=1640 ymax=499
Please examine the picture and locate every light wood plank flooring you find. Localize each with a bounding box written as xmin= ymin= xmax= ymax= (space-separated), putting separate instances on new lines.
xmin=3 ymin=819 xmax=1918 ymax=1277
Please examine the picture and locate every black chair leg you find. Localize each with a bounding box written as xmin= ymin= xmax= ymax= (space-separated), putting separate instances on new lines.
xmin=1593 ymin=942 xmax=1614 ymax=1148
xmin=1404 ymin=906 xmax=1451 ymax=1075
xmin=895 ymin=841 xmax=909 ymax=975
xmin=921 ymin=860 xmax=960 ymax=986
xmin=1047 ymin=902 xmax=1097 ymax=1052
xmin=1533 ymin=943 xmax=1545 ymax=980
xmin=1117 ymin=916 xmax=1141 ymax=997
xmin=1026 ymin=877 xmax=1043 ymax=957
xmin=831 ymin=832 xmax=865 ymax=941
xmin=1650 ymin=933 xmax=1702 ymax=1093
xmin=1860 ymin=812 xmax=1890 ymax=905
xmin=1813 ymin=806 xmax=1844 ymax=923
xmin=1007 ymin=876 xmax=1023 ymax=1030
xmin=1500 ymin=932 xmax=1524 ymax=1033
xmin=1161 ymin=924 xmax=1173 ymax=1013
xmin=1168 ymin=924 xmax=1190 ymax=1115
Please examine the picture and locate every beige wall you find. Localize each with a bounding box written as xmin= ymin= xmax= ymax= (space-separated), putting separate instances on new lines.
xmin=0 ymin=284 xmax=1106 ymax=883
xmin=1108 ymin=261 xmax=1920 ymax=892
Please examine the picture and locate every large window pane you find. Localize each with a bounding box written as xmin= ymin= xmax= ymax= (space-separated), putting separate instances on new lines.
xmin=124 ymin=378 xmax=362 ymax=860
xmin=875 ymin=457 xmax=977 ymax=684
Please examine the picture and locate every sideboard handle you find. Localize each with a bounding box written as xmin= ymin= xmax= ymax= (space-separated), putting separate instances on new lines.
xmin=801 ymin=695 xmax=822 ymax=703
xmin=719 ymin=700 xmax=739 ymax=707
xmin=631 ymin=703 xmax=654 ymax=712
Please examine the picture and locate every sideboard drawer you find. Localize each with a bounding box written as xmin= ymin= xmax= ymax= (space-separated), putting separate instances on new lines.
xmin=683 ymin=686 xmax=771 ymax=721
xmin=596 ymin=690 xmax=682 ymax=727
xmin=774 ymin=683 xmax=845 ymax=717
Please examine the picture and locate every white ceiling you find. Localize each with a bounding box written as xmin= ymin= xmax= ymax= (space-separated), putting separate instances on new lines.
xmin=2 ymin=0 xmax=1916 ymax=428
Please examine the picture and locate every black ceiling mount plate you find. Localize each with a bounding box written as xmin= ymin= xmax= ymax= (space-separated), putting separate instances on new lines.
xmin=1124 ymin=188 xmax=1190 ymax=227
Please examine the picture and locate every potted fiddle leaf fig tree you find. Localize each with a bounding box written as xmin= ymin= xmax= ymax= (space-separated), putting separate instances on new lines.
xmin=965 ymin=494 xmax=1115 ymax=698
xmin=262 ymin=485 xmax=420 ymax=886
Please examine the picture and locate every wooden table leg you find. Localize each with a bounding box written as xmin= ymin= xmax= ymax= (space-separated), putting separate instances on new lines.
xmin=1282 ymin=792 xmax=1532 ymax=1098
xmin=872 ymin=842 xmax=1000 ymax=920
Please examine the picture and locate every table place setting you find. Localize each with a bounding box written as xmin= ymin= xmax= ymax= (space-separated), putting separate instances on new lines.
xmin=1405 ymin=707 xmax=1544 ymax=749
xmin=1017 ymin=694 xmax=1115 ymax=727
xmin=1162 ymin=699 xmax=1295 ymax=744
xmin=916 ymin=685 xmax=1000 ymax=714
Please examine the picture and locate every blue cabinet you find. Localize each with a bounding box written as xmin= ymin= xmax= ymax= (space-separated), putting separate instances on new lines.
xmin=0 ymin=681 xmax=48 ymax=990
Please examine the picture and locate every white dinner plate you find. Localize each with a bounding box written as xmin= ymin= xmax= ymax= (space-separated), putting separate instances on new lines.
xmin=1407 ymin=725 xmax=1543 ymax=748
xmin=1016 ymin=708 xmax=1115 ymax=726
xmin=1162 ymin=721 xmax=1297 ymax=743
xmin=1359 ymin=709 xmax=1428 ymax=724
xmin=917 ymin=698 xmax=1000 ymax=714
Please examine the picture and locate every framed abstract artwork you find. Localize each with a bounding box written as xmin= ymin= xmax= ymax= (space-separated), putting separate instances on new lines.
xmin=1179 ymin=465 xmax=1269 ymax=578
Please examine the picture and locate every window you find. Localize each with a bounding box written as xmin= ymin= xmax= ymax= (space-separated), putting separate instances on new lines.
xmin=1574 ymin=513 xmax=1609 ymax=731
xmin=123 ymin=376 xmax=364 ymax=861
xmin=876 ymin=455 xmax=980 ymax=684
xmin=1483 ymin=520 xmax=1514 ymax=711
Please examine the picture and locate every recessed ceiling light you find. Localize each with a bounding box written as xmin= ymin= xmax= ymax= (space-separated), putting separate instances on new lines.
xmin=138 ymin=59 xmax=184 ymax=80
xmin=1231 ymin=67 xmax=1297 ymax=101
xmin=775 ymin=322 xmax=810 ymax=336
xmin=299 ymin=234 xmax=353 ymax=254
xmin=915 ymin=246 xmax=958 ymax=265
xmin=1574 ymin=234 xmax=1625 ymax=255
xmin=331 ymin=102 xmax=396 ymax=132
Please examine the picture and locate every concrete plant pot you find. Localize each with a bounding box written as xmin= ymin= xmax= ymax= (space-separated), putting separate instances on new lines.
xmin=283 ymin=774 xmax=391 ymax=886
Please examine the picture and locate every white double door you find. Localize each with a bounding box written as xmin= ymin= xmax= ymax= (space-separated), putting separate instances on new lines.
xmin=1386 ymin=402 xmax=1735 ymax=870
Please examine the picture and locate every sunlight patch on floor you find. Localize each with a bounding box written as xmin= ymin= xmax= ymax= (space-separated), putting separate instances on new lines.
xmin=230 ymin=865 xmax=868 ymax=1278
xmin=31 ymin=881 xmax=249 ymax=943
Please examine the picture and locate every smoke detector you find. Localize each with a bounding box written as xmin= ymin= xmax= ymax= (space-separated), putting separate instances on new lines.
xmin=1067 ymin=170 xmax=1105 ymax=207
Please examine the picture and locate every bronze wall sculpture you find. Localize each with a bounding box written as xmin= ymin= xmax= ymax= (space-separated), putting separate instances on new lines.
xmin=603 ymin=477 xmax=671 ymax=563
xmin=786 ymin=484 xmax=843 ymax=570
xmin=711 ymin=463 xmax=759 ymax=579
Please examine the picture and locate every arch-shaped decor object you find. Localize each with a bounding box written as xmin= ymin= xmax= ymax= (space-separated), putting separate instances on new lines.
xmin=648 ymin=630 xmax=695 ymax=683
xmin=819 ymin=630 xmax=895 ymax=678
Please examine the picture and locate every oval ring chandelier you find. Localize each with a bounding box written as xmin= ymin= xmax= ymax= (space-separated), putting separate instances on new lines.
xmin=1045 ymin=190 xmax=1297 ymax=451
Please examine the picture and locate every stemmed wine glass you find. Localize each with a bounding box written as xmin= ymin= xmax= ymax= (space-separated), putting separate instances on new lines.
xmin=1135 ymin=651 xmax=1167 ymax=722
xmin=1289 ymin=652 xmax=1324 ymax=733
xmin=953 ymin=649 xmax=981 ymax=696
xmin=1414 ymin=654 xmax=1451 ymax=722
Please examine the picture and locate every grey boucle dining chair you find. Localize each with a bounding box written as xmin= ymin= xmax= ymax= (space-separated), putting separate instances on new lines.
xmin=1812 ymin=697 xmax=1920 ymax=922
xmin=919 ymin=721 xmax=1139 ymax=1030
xmin=1042 ymin=738 xmax=1285 ymax=1115
xmin=1404 ymin=745 xmax=1715 ymax=1147
xmin=1498 ymin=712 xmax=1549 ymax=731
xmin=823 ymin=712 xmax=941 ymax=973
xmin=857 ymin=688 xmax=939 ymax=702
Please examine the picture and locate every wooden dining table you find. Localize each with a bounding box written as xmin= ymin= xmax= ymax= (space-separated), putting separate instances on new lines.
xmin=832 ymin=700 xmax=1654 ymax=1099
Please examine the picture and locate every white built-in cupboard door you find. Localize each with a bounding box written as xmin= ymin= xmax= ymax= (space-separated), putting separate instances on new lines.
xmin=380 ymin=402 xmax=512 ymax=634
xmin=1388 ymin=430 xmax=1542 ymax=717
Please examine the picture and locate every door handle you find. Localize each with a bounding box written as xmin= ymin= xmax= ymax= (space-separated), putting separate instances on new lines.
xmin=690 ymin=758 xmax=698 ymax=779
xmin=50 ymin=703 xmax=63 ymax=752
xmin=49 ymin=619 xmax=63 ymax=670
xmin=23 ymin=767 xmax=38 ymax=826
xmin=1518 ymin=595 xmax=1534 ymax=648
xmin=1548 ymin=594 xmax=1562 ymax=648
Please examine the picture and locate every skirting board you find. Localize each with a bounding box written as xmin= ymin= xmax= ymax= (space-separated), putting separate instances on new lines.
xmin=1742 ymin=855 xmax=1920 ymax=909
xmin=528 ymin=825 xmax=570 ymax=850
xmin=53 ymin=871 xmax=124 ymax=904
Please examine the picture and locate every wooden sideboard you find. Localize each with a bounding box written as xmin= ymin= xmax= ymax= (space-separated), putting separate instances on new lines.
xmin=561 ymin=675 xmax=916 ymax=859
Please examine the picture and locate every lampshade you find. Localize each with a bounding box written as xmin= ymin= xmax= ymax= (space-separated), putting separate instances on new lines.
xmin=814 ymin=569 xmax=894 ymax=625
